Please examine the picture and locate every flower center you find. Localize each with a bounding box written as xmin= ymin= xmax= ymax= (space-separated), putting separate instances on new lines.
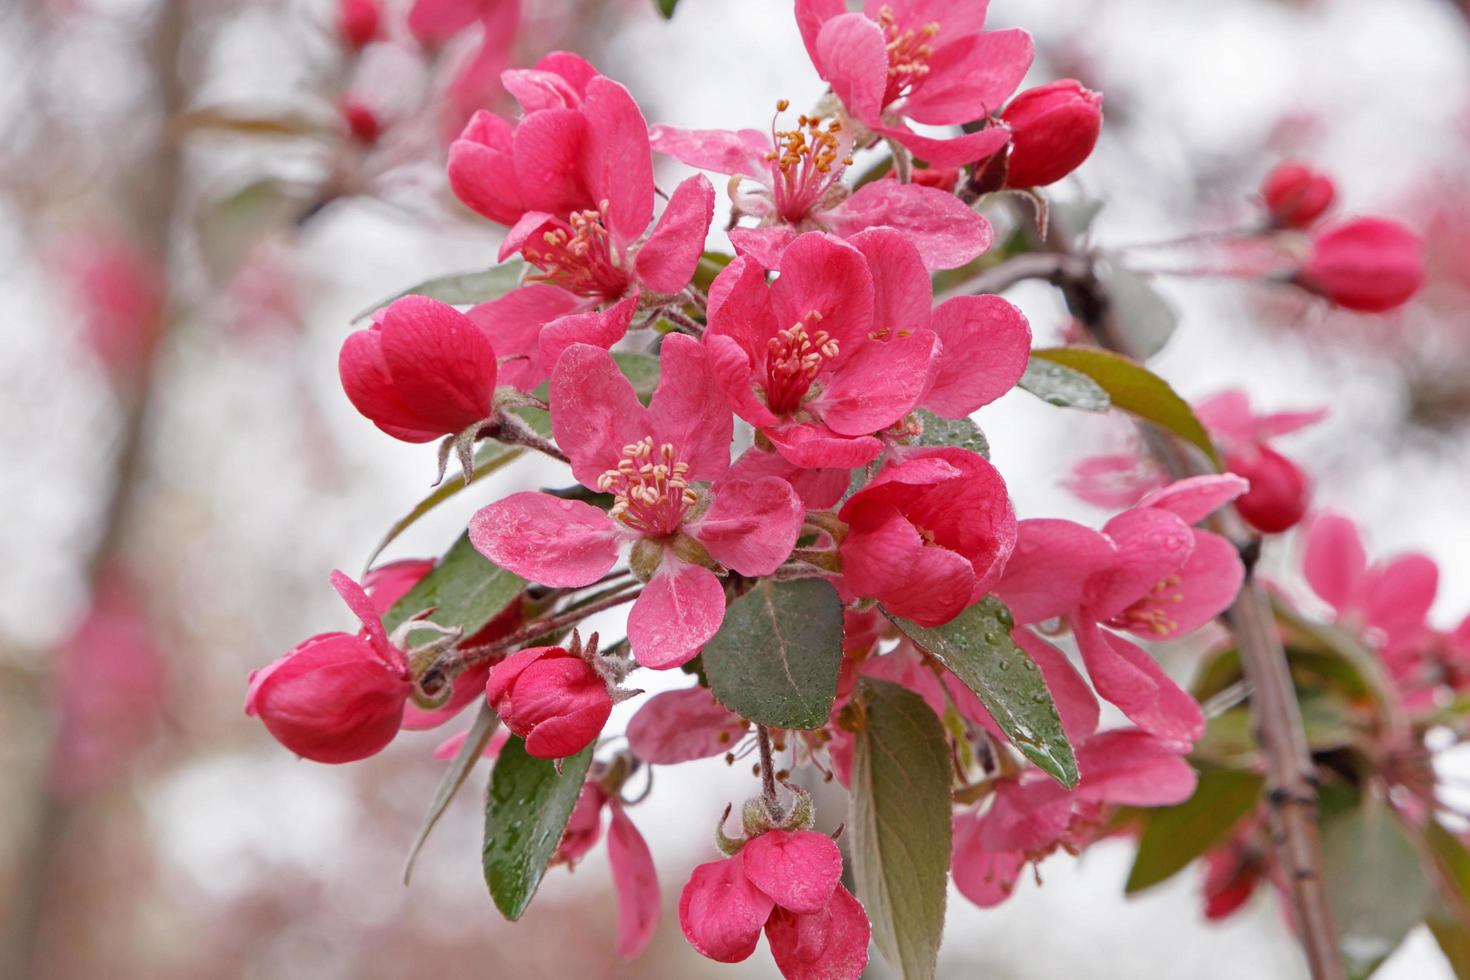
xmin=877 ymin=5 xmax=939 ymax=104
xmin=766 ymin=101 xmax=853 ymax=223
xmin=764 ymin=312 xmax=840 ymax=416
xmin=1107 ymin=574 xmax=1184 ymax=636
xmin=521 ymin=204 xmax=629 ymax=300
xmin=596 ymin=436 xmax=697 ymax=536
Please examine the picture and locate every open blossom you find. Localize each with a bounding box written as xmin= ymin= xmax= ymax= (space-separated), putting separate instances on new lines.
xmin=245 ymin=572 xmax=411 ymax=764
xmin=408 ymin=0 xmax=511 ymax=47
xmin=1260 ymin=161 xmax=1335 ymax=229
xmin=485 ymin=644 xmax=613 ymax=758
xmin=339 ymin=295 xmax=498 ymax=443
xmin=796 ymin=0 xmax=1028 ymax=167
xmin=680 ymin=830 xmax=869 ymax=979
xmin=1304 ymin=511 xmax=1437 ymax=656
xmin=469 ymin=336 xmax=804 ymax=669
xmin=998 ymin=476 xmax=1249 ymax=742
xmin=706 ymin=229 xmax=1028 ymax=469
xmin=649 ymin=106 xmax=992 ymax=270
xmin=450 ymin=53 xmax=714 ymax=386
xmin=998 ymin=79 xmax=1103 ymax=188
xmin=1194 ymin=389 xmax=1325 ymax=534
xmin=1297 ymin=217 xmax=1424 ymax=313
xmin=839 ymin=447 xmax=1017 ymax=626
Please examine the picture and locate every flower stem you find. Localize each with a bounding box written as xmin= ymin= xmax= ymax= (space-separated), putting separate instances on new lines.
xmin=756 ymin=725 xmax=784 ymax=822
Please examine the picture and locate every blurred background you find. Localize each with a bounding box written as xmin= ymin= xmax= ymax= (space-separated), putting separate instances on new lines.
xmin=4 ymin=0 xmax=1470 ymax=976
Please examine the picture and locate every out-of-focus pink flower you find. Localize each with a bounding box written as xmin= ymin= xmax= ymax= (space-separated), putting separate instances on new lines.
xmin=997 ymin=476 xmax=1249 ymax=742
xmin=1260 ymin=162 xmax=1335 ymax=230
xmin=1199 ymin=824 xmax=1267 ymax=921
xmin=649 ymin=110 xmax=991 ymax=270
xmin=470 ymin=337 xmax=802 ymax=669
xmin=55 ymin=232 xmax=166 ymax=380
xmin=1065 ymin=451 xmax=1167 ymax=510
xmin=839 ymin=448 xmax=1017 ymax=626
xmin=335 ymin=0 xmax=381 ymax=51
xmin=999 ymin=79 xmax=1103 ymax=188
xmin=439 ymin=0 xmax=521 ymax=139
xmin=339 ymin=295 xmax=499 ymax=442
xmin=1195 ymin=389 xmax=1325 ymax=535
xmin=679 ymin=829 xmax=869 ymax=978
xmin=796 ymin=0 xmax=1028 ymax=167
xmin=50 ymin=570 xmax=168 ymax=797
xmin=339 ymin=97 xmax=383 ymax=145
xmin=1297 ymin=217 xmax=1424 ymax=313
xmin=408 ymin=0 xmax=511 ymax=47
xmin=1303 ymin=511 xmax=1438 ymax=655
xmin=549 ymin=783 xmax=661 ymax=958
xmin=245 ymin=572 xmax=411 ymax=764
xmin=555 ymin=781 xmax=609 ymax=866
xmin=485 ymin=644 xmax=612 ymax=758
xmin=626 ymin=687 xmax=747 ymax=764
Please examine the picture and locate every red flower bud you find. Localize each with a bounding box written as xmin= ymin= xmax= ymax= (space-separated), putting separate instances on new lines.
xmin=485 ymin=646 xmax=612 ymax=758
xmin=1260 ymin=162 xmax=1334 ymax=229
xmin=999 ymin=80 xmax=1103 ymax=188
xmin=340 ymin=98 xmax=382 ymax=146
xmin=336 ymin=0 xmax=381 ymax=52
xmin=1226 ymin=445 xmax=1310 ymax=534
xmin=1297 ymin=217 xmax=1423 ymax=313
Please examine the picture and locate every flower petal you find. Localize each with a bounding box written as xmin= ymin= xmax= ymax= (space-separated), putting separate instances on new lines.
xmin=902 ymin=28 xmax=1035 ymax=125
xmin=537 ymin=293 xmax=637 ymax=388
xmin=468 ymin=284 xmax=584 ymax=390
xmin=764 ymin=885 xmax=871 ymax=980
xmin=608 ymin=803 xmax=661 ymax=959
xmin=742 ymin=830 xmax=843 ymax=914
xmin=637 ymin=174 xmax=715 ymax=294
xmin=581 ymin=76 xmax=655 ymax=248
xmin=764 ymin=422 xmax=883 ymax=469
xmin=626 ymin=687 xmax=746 ymax=764
xmin=512 ymin=108 xmax=591 ymax=216
xmin=812 ymin=329 xmax=939 ymax=436
xmin=922 ymin=294 xmax=1031 ymax=417
xmin=1012 ymin=627 xmax=1100 ymax=742
xmin=829 ymin=181 xmax=994 ymax=270
xmin=628 ymin=561 xmax=726 ymax=670
xmin=648 ymin=125 xmax=771 ymax=181
xmin=678 ymin=857 xmax=775 ymax=963
xmin=1085 ymin=507 xmax=1195 ymax=621
xmin=815 ymin=13 xmax=890 ymax=124
xmin=550 ymin=342 xmax=649 ymax=487
xmin=1075 ymin=729 xmax=1197 ymax=807
xmin=996 ymin=518 xmax=1115 ymax=624
xmin=692 ymin=477 xmax=804 ymax=577
xmin=649 ymin=332 xmax=734 ymax=482
xmin=469 ymin=492 xmax=620 ymax=587
xmin=876 ymin=121 xmax=1011 ymax=169
xmin=1304 ymin=512 xmax=1367 ymax=614
xmin=1073 ymin=616 xmax=1204 ymax=743
xmin=770 ymin=233 xmax=875 ymax=356
xmin=1137 ymin=474 xmax=1249 ymax=526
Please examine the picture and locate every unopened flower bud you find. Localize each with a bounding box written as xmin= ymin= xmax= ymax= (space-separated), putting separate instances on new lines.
xmin=335 ymin=0 xmax=381 ymax=52
xmin=1000 ymin=80 xmax=1103 ymax=188
xmin=340 ymin=98 xmax=382 ymax=146
xmin=1226 ymin=446 xmax=1310 ymax=534
xmin=1297 ymin=217 xmax=1423 ymax=313
xmin=1260 ymin=162 xmax=1334 ymax=229
xmin=485 ymin=645 xmax=613 ymax=758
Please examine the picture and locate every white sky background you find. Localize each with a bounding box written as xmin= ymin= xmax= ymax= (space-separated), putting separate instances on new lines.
xmin=4 ymin=0 xmax=1470 ymax=976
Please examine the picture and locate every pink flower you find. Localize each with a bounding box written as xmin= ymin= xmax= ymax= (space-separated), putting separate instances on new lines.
xmin=339 ymin=97 xmax=382 ymax=145
xmin=839 ymin=447 xmax=1017 ymax=626
xmin=1195 ymin=389 xmax=1325 ymax=534
xmin=339 ymin=295 xmax=498 ymax=443
xmin=469 ymin=337 xmax=804 ymax=669
xmin=627 ymin=687 xmax=748 ymax=764
xmin=407 ymin=0 xmax=510 ymax=47
xmin=1297 ymin=217 xmax=1424 ymax=313
xmin=796 ymin=0 xmax=1029 ymax=167
xmin=649 ymin=108 xmax=992 ymax=269
xmin=998 ymin=79 xmax=1103 ymax=188
xmin=549 ymin=783 xmax=662 ymax=958
xmin=1260 ymin=161 xmax=1335 ymax=229
xmin=438 ymin=0 xmax=521 ymax=140
xmin=362 ymin=559 xmax=524 ymax=730
xmin=997 ymin=476 xmax=1249 ymax=742
xmin=1303 ymin=511 xmax=1438 ymax=655
xmin=335 ymin=0 xmax=381 ymax=51
xmin=245 ymin=572 xmax=412 ymax=764
xmin=706 ymin=229 xmax=1028 ymax=468
xmin=484 ymin=644 xmax=612 ymax=758
xmin=55 ymin=232 xmax=165 ymax=381
xmin=1064 ymin=451 xmax=1166 ymax=510
xmin=679 ymin=830 xmax=869 ymax=979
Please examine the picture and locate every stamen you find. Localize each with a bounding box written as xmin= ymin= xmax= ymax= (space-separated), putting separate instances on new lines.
xmin=597 ymin=436 xmax=697 ymax=535
xmin=764 ymin=311 xmax=841 ymax=415
xmin=876 ymin=5 xmax=940 ymax=101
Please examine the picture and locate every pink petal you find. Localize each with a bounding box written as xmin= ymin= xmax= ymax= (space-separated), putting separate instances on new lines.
xmin=741 ymin=830 xmax=843 ymax=914
xmin=1075 ymin=729 xmax=1197 ymax=807
xmin=607 ymin=803 xmax=661 ymax=959
xmin=636 ymin=175 xmax=715 ymax=294
xmin=1361 ymin=554 xmax=1438 ymax=643
xmin=648 ymin=332 xmax=734 ymax=482
xmin=581 ymin=76 xmax=655 ymax=248
xmin=840 ymin=504 xmax=976 ymax=626
xmin=498 ymin=209 xmax=558 ymax=264
xmin=996 ymin=519 xmax=1116 ymax=624
xmin=727 ymin=445 xmax=849 ymax=510
xmin=1137 ymin=474 xmax=1249 ymax=526
xmin=815 ymin=13 xmax=890 ymax=124
xmin=626 ymin=687 xmax=746 ymax=764
xmin=977 ymin=773 xmax=1073 ymax=853
xmin=1073 ymin=617 xmax=1205 ymax=743
xmin=922 ymin=294 xmax=1031 ymax=416
xmin=679 ymin=856 xmax=776 ymax=963
xmin=692 ymin=477 xmax=804 ymax=577
xmin=533 ymin=51 xmax=599 ymax=96
xmin=537 ymin=294 xmax=637 ymax=389
xmin=330 ymin=570 xmax=395 ymax=665
xmin=764 ymin=884 xmax=871 ymax=980
xmin=512 ymin=108 xmax=591 ymax=216
xmin=846 ymin=227 xmax=934 ymax=333
xmin=468 ymin=283 xmax=584 ymax=390
xmin=952 ymin=809 xmax=1027 ymax=908
xmin=1192 ymin=389 xmax=1257 ymax=446
xmin=707 ymin=333 xmax=780 ymax=429
xmin=769 ymin=234 xmax=875 ymax=356
xmin=648 ymin=125 xmax=770 ymax=181
xmin=1012 ymin=627 xmax=1100 ymax=742
xmin=432 ymin=727 xmax=508 ymax=760
xmin=876 ymin=121 xmax=1012 ymax=169
xmin=484 ymin=645 xmax=557 ymax=706
xmin=728 ymin=225 xmax=800 ymax=270
xmin=1256 ymin=406 xmax=1328 ymax=439
xmin=706 ymin=255 xmax=780 ymax=365
xmin=764 ymin=422 xmax=883 ymax=469
xmin=1085 ymin=507 xmax=1195 ymax=621
xmin=378 ymin=296 xmax=498 ymax=432
xmin=1065 ymin=452 xmax=1167 ymax=510
xmin=902 ymin=28 xmax=1035 ymax=125
xmin=828 ymin=181 xmax=994 ymax=270
xmin=468 ymin=492 xmax=620 ymax=587
xmin=812 ymin=329 xmax=939 ymax=435
xmin=795 ymin=0 xmax=848 ymax=68
xmin=627 ymin=561 xmax=726 ymax=670
xmin=339 ymin=328 xmax=442 ymax=442
xmin=1120 ymin=529 xmax=1242 ymax=639
xmin=1304 ymin=512 xmax=1367 ymax=613
xmin=550 ymin=342 xmax=649 ymax=487
xmin=447 ymin=111 xmax=525 ymax=226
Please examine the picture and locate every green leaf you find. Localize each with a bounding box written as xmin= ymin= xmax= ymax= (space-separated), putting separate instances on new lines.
xmin=912 ymin=409 xmax=990 ymax=458
xmin=692 ymin=250 xmax=733 ymax=293
xmin=196 ymin=177 xmax=312 ymax=281
xmin=381 ymin=532 xmax=525 ymax=636
xmin=654 ymin=0 xmax=679 ymax=17
xmin=850 ymin=678 xmax=952 ymax=980
xmin=482 ymin=737 xmax=594 ymax=920
xmin=1017 ymin=355 xmax=1111 ymax=412
xmin=701 ymin=579 xmax=843 ymax=730
xmin=611 ymin=351 xmax=661 ymax=403
xmin=888 ymin=599 xmax=1078 ymax=788
xmin=403 ymin=703 xmax=500 ymax=884
xmin=1125 ymin=768 xmax=1263 ymax=893
xmin=1031 ymin=346 xmax=1221 ymax=467
xmin=1322 ymin=794 xmax=1434 ymax=979
xmin=1429 ymin=918 xmax=1470 ymax=980
xmin=353 ymin=261 xmax=525 ymax=322
xmin=1101 ymin=261 xmax=1178 ymax=359
xmin=1422 ymin=817 xmax=1470 ymax=977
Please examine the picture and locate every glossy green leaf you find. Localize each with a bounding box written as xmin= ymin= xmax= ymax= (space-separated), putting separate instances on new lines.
xmin=354 ymin=260 xmax=525 ymax=322
xmin=1322 ymin=794 xmax=1433 ymax=979
xmin=482 ymin=737 xmax=594 ymax=920
xmin=702 ymin=579 xmax=843 ymax=730
xmin=381 ymin=532 xmax=525 ymax=636
xmin=1018 ymin=355 xmax=1111 ymax=412
xmin=912 ymin=409 xmax=990 ymax=458
xmin=403 ymin=703 xmax=500 ymax=884
xmin=1031 ymin=346 xmax=1221 ymax=467
xmin=1125 ymin=768 xmax=1263 ymax=893
xmin=850 ymin=679 xmax=952 ymax=980
xmin=888 ymin=599 xmax=1078 ymax=787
